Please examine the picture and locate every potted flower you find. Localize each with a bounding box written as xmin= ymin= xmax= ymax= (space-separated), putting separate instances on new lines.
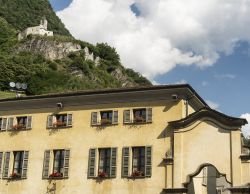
xmin=134 ymin=116 xmax=145 ymax=123
xmin=49 ymin=172 xmax=63 ymax=178
xmin=98 ymin=171 xmax=108 ymax=178
xmin=131 ymin=170 xmax=144 ymax=178
xmin=53 ymin=120 xmax=66 ymax=128
xmin=12 ymin=124 xmax=25 ymax=130
xmin=9 ymin=172 xmax=21 ymax=179
xmin=101 ymin=118 xmax=112 ymax=125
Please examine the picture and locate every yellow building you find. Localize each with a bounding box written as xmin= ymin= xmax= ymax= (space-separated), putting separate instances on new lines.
xmin=0 ymin=84 xmax=249 ymax=194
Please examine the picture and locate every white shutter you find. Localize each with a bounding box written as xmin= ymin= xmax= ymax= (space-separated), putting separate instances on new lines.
xmin=122 ymin=147 xmax=130 ymax=177
xmin=91 ymin=112 xmax=98 ymax=126
xmin=26 ymin=116 xmax=32 ymax=129
xmin=47 ymin=115 xmax=53 ymax=128
xmin=63 ymin=149 xmax=70 ymax=178
xmin=112 ymin=111 xmax=118 ymax=124
xmin=21 ymin=151 xmax=29 ymax=178
xmin=0 ymin=152 xmax=3 ymax=178
xmin=7 ymin=117 xmax=14 ymax=130
xmin=67 ymin=114 xmax=73 ymax=127
xmin=88 ymin=148 xmax=96 ymax=178
xmin=145 ymin=146 xmax=152 ymax=177
xmin=1 ymin=118 xmax=7 ymax=131
xmin=123 ymin=110 xmax=131 ymax=124
xmin=110 ymin=148 xmax=117 ymax=178
xmin=42 ymin=150 xmax=50 ymax=178
xmin=146 ymin=108 xmax=152 ymax=123
xmin=2 ymin=152 xmax=10 ymax=179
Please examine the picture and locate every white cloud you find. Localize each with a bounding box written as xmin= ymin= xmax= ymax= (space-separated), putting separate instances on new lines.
xmin=214 ymin=74 xmax=236 ymax=79
xmin=57 ymin=0 xmax=250 ymax=79
xmin=174 ymin=79 xmax=187 ymax=84
xmin=241 ymin=113 xmax=250 ymax=138
xmin=202 ymin=81 xmax=209 ymax=87
xmin=206 ymin=100 xmax=219 ymax=110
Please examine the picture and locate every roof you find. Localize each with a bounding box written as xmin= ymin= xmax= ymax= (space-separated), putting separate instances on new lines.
xmin=0 ymin=84 xmax=208 ymax=105
xmin=169 ymin=107 xmax=247 ymax=128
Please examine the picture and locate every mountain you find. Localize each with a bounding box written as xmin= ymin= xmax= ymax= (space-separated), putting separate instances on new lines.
xmin=0 ymin=0 xmax=151 ymax=95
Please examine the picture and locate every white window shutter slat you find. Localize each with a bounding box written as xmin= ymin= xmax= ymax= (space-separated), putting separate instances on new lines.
xmin=26 ymin=116 xmax=32 ymax=129
xmin=91 ymin=112 xmax=98 ymax=126
xmin=146 ymin=108 xmax=152 ymax=123
xmin=47 ymin=115 xmax=53 ymax=128
xmin=123 ymin=110 xmax=131 ymax=124
xmin=63 ymin=149 xmax=70 ymax=178
xmin=1 ymin=118 xmax=7 ymax=131
xmin=2 ymin=152 xmax=10 ymax=179
xmin=88 ymin=148 xmax=96 ymax=178
xmin=145 ymin=146 xmax=152 ymax=177
xmin=122 ymin=147 xmax=130 ymax=177
xmin=112 ymin=111 xmax=118 ymax=124
xmin=110 ymin=148 xmax=117 ymax=178
xmin=67 ymin=114 xmax=73 ymax=127
xmin=21 ymin=151 xmax=29 ymax=178
xmin=7 ymin=118 xmax=14 ymax=130
xmin=42 ymin=150 xmax=50 ymax=178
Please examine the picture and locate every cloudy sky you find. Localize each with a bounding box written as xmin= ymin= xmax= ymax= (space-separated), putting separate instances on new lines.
xmin=49 ymin=0 xmax=250 ymax=136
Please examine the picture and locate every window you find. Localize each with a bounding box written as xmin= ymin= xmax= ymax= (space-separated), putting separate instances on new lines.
xmin=202 ymin=167 xmax=207 ymax=186
xmin=132 ymin=147 xmax=145 ymax=176
xmin=47 ymin=114 xmax=72 ymax=128
xmin=87 ymin=148 xmax=117 ymax=178
xmin=98 ymin=148 xmax=111 ymax=177
xmin=122 ymin=146 xmax=152 ymax=178
xmin=123 ymin=108 xmax=152 ymax=124
xmin=1 ymin=151 xmax=29 ymax=179
xmin=100 ymin=111 xmax=113 ymax=125
xmin=11 ymin=116 xmax=32 ymax=130
xmin=91 ymin=111 xmax=118 ymax=126
xmin=42 ymin=149 xmax=70 ymax=179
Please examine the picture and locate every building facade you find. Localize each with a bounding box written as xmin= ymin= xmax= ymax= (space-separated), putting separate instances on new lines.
xmin=0 ymin=85 xmax=249 ymax=194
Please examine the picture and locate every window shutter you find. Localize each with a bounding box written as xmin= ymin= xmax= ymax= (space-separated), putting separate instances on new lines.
xmin=47 ymin=115 xmax=53 ymax=128
xmin=123 ymin=110 xmax=131 ymax=124
xmin=21 ymin=151 xmax=29 ymax=178
xmin=26 ymin=116 xmax=32 ymax=129
xmin=145 ymin=146 xmax=152 ymax=177
xmin=67 ymin=114 xmax=73 ymax=127
xmin=110 ymin=148 xmax=117 ymax=178
xmin=1 ymin=118 xmax=7 ymax=131
xmin=146 ymin=108 xmax=152 ymax=123
xmin=7 ymin=117 xmax=14 ymax=130
xmin=63 ymin=149 xmax=70 ymax=178
xmin=0 ymin=152 xmax=3 ymax=178
xmin=122 ymin=147 xmax=130 ymax=177
xmin=2 ymin=152 xmax=10 ymax=179
xmin=112 ymin=111 xmax=118 ymax=124
xmin=42 ymin=150 xmax=50 ymax=178
xmin=91 ymin=112 xmax=98 ymax=126
xmin=88 ymin=148 xmax=96 ymax=178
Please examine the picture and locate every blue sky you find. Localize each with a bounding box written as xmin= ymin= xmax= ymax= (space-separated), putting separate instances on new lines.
xmin=49 ymin=0 xmax=250 ymax=119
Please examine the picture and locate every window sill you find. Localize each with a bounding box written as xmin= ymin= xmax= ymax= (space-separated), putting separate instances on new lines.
xmin=47 ymin=126 xmax=72 ymax=129
xmin=124 ymin=121 xmax=152 ymax=125
xmin=6 ymin=177 xmax=25 ymax=181
xmin=126 ymin=176 xmax=148 ymax=179
xmin=92 ymin=123 xmax=118 ymax=127
xmin=46 ymin=177 xmax=66 ymax=180
xmin=240 ymin=154 xmax=250 ymax=160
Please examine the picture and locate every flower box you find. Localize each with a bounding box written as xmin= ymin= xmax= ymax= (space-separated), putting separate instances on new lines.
xmin=12 ymin=124 xmax=26 ymax=130
xmin=9 ymin=172 xmax=21 ymax=179
xmin=53 ymin=121 xmax=66 ymax=128
xmin=98 ymin=171 xmax=108 ymax=178
xmin=134 ymin=116 xmax=146 ymax=123
xmin=101 ymin=119 xmax=112 ymax=125
xmin=49 ymin=172 xmax=63 ymax=178
xmin=131 ymin=170 xmax=144 ymax=178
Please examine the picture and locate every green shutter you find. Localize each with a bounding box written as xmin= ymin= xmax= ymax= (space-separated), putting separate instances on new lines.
xmin=21 ymin=151 xmax=29 ymax=178
xmin=91 ymin=112 xmax=98 ymax=126
xmin=112 ymin=111 xmax=118 ymax=124
xmin=63 ymin=149 xmax=70 ymax=178
xmin=26 ymin=116 xmax=32 ymax=129
xmin=2 ymin=152 xmax=10 ymax=179
xmin=145 ymin=146 xmax=152 ymax=177
xmin=146 ymin=108 xmax=152 ymax=123
xmin=122 ymin=147 xmax=130 ymax=177
xmin=123 ymin=110 xmax=131 ymax=124
xmin=67 ymin=114 xmax=73 ymax=127
xmin=88 ymin=148 xmax=96 ymax=178
xmin=42 ymin=150 xmax=50 ymax=178
xmin=7 ymin=118 xmax=14 ymax=130
xmin=0 ymin=152 xmax=3 ymax=178
xmin=1 ymin=118 xmax=7 ymax=131
xmin=47 ymin=115 xmax=53 ymax=128
xmin=110 ymin=148 xmax=117 ymax=178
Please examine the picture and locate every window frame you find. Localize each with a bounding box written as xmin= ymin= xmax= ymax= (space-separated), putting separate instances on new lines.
xmin=132 ymin=147 xmax=145 ymax=177
xmin=12 ymin=151 xmax=24 ymax=176
xmin=100 ymin=111 xmax=113 ymax=126
xmin=52 ymin=150 xmax=65 ymax=176
xmin=98 ymin=148 xmax=111 ymax=177
xmin=133 ymin=109 xmax=147 ymax=123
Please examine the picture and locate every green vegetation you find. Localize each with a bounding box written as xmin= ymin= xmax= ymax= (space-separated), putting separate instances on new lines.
xmin=0 ymin=0 xmax=71 ymax=36
xmin=0 ymin=91 xmax=16 ymax=99
xmin=0 ymin=0 xmax=151 ymax=97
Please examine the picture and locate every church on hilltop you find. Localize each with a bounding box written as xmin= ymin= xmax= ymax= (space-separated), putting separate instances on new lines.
xmin=18 ymin=17 xmax=53 ymax=40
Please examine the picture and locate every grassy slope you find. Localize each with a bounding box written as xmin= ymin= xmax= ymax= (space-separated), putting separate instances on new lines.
xmin=0 ymin=91 xmax=16 ymax=99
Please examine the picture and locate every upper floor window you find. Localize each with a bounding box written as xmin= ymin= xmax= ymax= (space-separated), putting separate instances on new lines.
xmin=2 ymin=116 xmax=32 ymax=131
xmin=91 ymin=110 xmax=118 ymax=126
xmin=121 ymin=146 xmax=152 ymax=178
xmin=0 ymin=118 xmax=7 ymax=131
xmin=123 ymin=108 xmax=152 ymax=124
xmin=0 ymin=151 xmax=29 ymax=179
xmin=87 ymin=147 xmax=117 ymax=179
xmin=47 ymin=114 xmax=72 ymax=129
xmin=42 ymin=149 xmax=70 ymax=179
